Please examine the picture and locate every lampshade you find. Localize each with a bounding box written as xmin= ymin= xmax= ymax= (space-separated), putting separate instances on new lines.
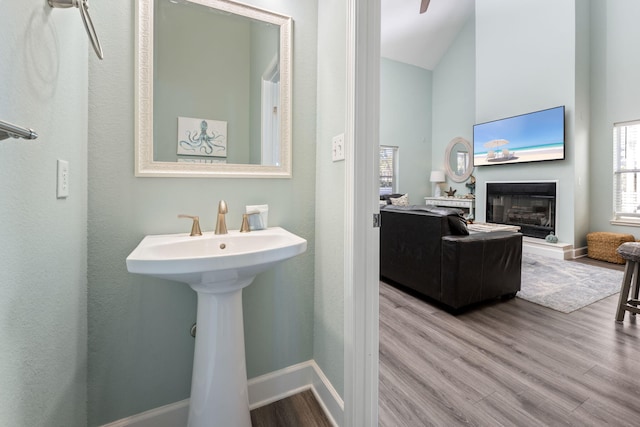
xmin=430 ymin=171 xmax=446 ymax=183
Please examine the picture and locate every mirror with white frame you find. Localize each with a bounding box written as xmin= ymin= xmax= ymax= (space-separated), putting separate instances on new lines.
xmin=444 ymin=137 xmax=473 ymax=183
xmin=135 ymin=0 xmax=292 ymax=178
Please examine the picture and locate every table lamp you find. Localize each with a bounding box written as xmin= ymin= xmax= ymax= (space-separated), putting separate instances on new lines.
xmin=430 ymin=171 xmax=446 ymax=197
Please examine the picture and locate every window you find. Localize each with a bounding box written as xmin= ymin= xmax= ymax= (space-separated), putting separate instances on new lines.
xmin=379 ymin=145 xmax=398 ymax=196
xmin=613 ymin=120 xmax=640 ymax=223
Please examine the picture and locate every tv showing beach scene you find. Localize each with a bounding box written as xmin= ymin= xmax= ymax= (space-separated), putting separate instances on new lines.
xmin=473 ymin=106 xmax=565 ymax=166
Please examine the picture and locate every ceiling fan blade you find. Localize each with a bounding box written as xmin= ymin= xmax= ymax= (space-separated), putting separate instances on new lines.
xmin=420 ymin=0 xmax=430 ymax=14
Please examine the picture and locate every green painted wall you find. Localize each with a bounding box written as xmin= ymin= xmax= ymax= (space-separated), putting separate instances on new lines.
xmin=475 ymin=0 xmax=579 ymax=246
xmin=379 ymin=3 xmax=634 ymax=252
xmin=250 ymin=22 xmax=280 ymax=165
xmin=153 ymin=2 xmax=251 ymax=163
xmin=431 ymin=15 xmax=476 ymax=198
xmin=589 ymin=0 xmax=640 ymax=238
xmin=10 ymin=2 xmax=640 ymax=426
xmin=387 ymin=0 xmax=640 ymax=245
xmin=0 ymin=4 xmax=88 ymax=426
xmin=315 ymin=0 xmax=346 ymax=401
xmin=380 ymin=58 xmax=432 ymax=204
xmin=573 ymin=0 xmax=591 ymax=247
xmin=88 ymin=0 xmax=318 ymax=424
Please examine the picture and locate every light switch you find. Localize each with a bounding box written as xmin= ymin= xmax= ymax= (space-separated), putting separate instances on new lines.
xmin=57 ymin=160 xmax=69 ymax=199
xmin=332 ymin=133 xmax=345 ymax=162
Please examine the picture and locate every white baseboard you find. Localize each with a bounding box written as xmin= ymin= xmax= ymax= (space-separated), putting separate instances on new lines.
xmin=309 ymin=360 xmax=344 ymax=426
xmin=101 ymin=360 xmax=343 ymax=427
xmin=523 ymin=236 xmax=575 ymax=260
xmin=100 ymin=399 xmax=189 ymax=427
xmin=248 ymin=359 xmax=344 ymax=427
xmin=573 ymin=245 xmax=588 ymax=258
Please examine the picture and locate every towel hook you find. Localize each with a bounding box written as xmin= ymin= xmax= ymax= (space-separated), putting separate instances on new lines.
xmin=48 ymin=0 xmax=104 ymax=60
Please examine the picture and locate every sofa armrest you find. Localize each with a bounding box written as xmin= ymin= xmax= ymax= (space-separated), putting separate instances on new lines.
xmin=440 ymin=232 xmax=522 ymax=309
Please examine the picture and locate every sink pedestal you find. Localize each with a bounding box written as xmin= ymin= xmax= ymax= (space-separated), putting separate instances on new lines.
xmin=125 ymin=228 xmax=308 ymax=427
xmin=188 ymin=279 xmax=254 ymax=427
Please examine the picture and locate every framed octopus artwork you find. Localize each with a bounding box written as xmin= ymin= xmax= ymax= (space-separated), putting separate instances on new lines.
xmin=177 ymin=116 xmax=227 ymax=159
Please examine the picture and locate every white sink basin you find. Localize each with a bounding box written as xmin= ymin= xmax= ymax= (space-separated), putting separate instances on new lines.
xmin=126 ymin=226 xmax=307 ymax=427
xmin=126 ymin=226 xmax=307 ymax=290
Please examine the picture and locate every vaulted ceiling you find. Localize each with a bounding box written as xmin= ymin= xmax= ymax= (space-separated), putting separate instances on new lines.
xmin=381 ymin=0 xmax=474 ymax=70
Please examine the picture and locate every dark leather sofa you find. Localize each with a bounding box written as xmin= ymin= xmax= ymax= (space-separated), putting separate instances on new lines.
xmin=380 ymin=205 xmax=522 ymax=310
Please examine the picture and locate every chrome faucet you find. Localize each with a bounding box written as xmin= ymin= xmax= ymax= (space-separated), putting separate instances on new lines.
xmin=215 ymin=200 xmax=228 ymax=235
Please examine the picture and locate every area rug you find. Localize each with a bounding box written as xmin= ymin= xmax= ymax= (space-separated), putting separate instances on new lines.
xmin=518 ymin=252 xmax=624 ymax=313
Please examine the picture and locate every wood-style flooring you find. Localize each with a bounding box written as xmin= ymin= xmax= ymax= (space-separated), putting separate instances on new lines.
xmin=379 ymin=258 xmax=640 ymax=426
xmin=250 ymin=389 xmax=333 ymax=427
xmin=573 ymin=255 xmax=625 ymax=271
xmin=252 ymin=258 xmax=638 ymax=426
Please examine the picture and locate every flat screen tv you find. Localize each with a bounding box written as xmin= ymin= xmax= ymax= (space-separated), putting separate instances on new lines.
xmin=473 ymin=105 xmax=565 ymax=167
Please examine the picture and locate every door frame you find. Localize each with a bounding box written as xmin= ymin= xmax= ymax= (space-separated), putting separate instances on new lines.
xmin=344 ymin=0 xmax=380 ymax=425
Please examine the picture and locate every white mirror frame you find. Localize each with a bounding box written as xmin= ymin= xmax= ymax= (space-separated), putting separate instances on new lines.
xmin=444 ymin=136 xmax=473 ymax=183
xmin=135 ymin=0 xmax=292 ymax=178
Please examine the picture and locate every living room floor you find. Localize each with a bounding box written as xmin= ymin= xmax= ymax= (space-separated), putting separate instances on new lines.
xmin=379 ymin=263 xmax=640 ymax=426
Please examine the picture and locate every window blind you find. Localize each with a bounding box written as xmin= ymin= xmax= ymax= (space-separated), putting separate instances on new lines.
xmin=379 ymin=145 xmax=398 ymax=196
xmin=613 ymin=121 xmax=640 ymax=220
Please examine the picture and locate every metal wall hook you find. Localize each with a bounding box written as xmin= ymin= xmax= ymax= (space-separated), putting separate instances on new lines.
xmin=49 ymin=0 xmax=104 ymax=60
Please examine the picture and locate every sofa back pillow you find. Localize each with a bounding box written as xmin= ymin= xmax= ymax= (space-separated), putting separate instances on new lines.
xmin=380 ymin=193 xmax=406 ymax=205
xmin=429 ymin=208 xmax=469 ymax=235
xmin=389 ymin=194 xmax=409 ymax=206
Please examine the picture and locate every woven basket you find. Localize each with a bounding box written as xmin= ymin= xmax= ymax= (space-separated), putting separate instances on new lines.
xmin=587 ymin=232 xmax=635 ymax=264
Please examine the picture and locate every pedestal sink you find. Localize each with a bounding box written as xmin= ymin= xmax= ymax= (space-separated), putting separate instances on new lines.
xmin=126 ymin=227 xmax=307 ymax=427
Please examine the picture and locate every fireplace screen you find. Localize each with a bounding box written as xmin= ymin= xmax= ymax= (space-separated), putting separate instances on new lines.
xmin=486 ymin=182 xmax=556 ymax=239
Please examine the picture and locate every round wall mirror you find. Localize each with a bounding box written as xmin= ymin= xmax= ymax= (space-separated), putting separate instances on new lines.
xmin=444 ymin=137 xmax=473 ymax=183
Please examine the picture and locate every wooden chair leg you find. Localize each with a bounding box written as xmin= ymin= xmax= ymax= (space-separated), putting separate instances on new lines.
xmin=616 ymin=261 xmax=636 ymax=322
xmin=631 ymin=266 xmax=640 ymax=316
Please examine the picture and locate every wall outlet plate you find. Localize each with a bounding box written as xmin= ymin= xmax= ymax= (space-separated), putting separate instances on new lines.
xmin=57 ymin=160 xmax=69 ymax=199
xmin=332 ymin=133 xmax=345 ymax=162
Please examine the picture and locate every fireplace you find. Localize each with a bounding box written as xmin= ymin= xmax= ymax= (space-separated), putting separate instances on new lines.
xmin=486 ymin=182 xmax=556 ymax=239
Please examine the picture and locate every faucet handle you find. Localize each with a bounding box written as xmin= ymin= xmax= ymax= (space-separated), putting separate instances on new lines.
xmin=240 ymin=212 xmax=260 ymax=233
xmin=240 ymin=214 xmax=250 ymax=233
xmin=178 ymin=214 xmax=202 ymax=236
xmin=218 ymin=200 xmax=228 ymax=214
